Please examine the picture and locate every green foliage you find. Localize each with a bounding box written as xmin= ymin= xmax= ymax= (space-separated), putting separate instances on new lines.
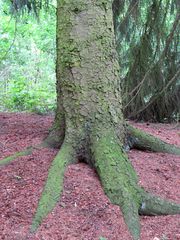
xmin=3 ymin=76 xmax=55 ymax=113
xmin=99 ymin=237 xmax=107 ymax=240
xmin=114 ymin=0 xmax=180 ymax=122
xmin=0 ymin=0 xmax=56 ymax=114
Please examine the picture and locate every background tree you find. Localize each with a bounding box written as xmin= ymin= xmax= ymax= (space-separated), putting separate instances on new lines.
xmin=113 ymin=0 xmax=180 ymax=122
xmin=1 ymin=1 xmax=180 ymax=240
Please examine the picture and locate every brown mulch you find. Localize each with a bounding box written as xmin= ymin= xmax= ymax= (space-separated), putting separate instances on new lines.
xmin=0 ymin=113 xmax=180 ymax=240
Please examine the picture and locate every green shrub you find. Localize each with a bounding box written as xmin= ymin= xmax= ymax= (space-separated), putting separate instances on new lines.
xmin=0 ymin=1 xmax=56 ymax=113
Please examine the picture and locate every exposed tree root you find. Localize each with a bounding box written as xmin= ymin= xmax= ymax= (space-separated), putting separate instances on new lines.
xmin=44 ymin=115 xmax=65 ymax=149
xmin=127 ymin=124 xmax=180 ymax=155
xmin=91 ymin=128 xmax=142 ymax=239
xmin=140 ymin=191 xmax=180 ymax=216
xmin=90 ymin=128 xmax=180 ymax=240
xmin=0 ymin=133 xmax=64 ymax=167
xmin=29 ymin=127 xmax=180 ymax=240
xmin=0 ymin=141 xmax=52 ymax=167
xmin=0 ymin=146 xmax=34 ymax=166
xmin=30 ymin=140 xmax=76 ymax=233
xmin=5 ymin=125 xmax=177 ymax=239
xmin=0 ymin=140 xmax=58 ymax=167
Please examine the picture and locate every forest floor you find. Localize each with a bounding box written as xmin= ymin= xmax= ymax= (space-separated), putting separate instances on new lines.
xmin=0 ymin=112 xmax=180 ymax=240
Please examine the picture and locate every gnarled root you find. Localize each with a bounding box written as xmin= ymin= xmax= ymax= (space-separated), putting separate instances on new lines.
xmin=127 ymin=124 xmax=180 ymax=155
xmin=0 ymin=127 xmax=65 ymax=167
xmin=30 ymin=140 xmax=76 ymax=233
xmin=91 ymin=128 xmax=180 ymax=240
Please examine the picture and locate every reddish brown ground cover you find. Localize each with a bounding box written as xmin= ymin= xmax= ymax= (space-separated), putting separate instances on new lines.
xmin=0 ymin=113 xmax=179 ymax=240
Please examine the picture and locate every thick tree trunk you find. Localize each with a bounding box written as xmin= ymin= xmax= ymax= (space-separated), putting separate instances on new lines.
xmin=31 ymin=1 xmax=180 ymax=239
xmin=55 ymin=0 xmax=125 ymax=146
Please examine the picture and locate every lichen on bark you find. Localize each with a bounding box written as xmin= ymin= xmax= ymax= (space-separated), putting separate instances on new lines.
xmin=29 ymin=1 xmax=180 ymax=239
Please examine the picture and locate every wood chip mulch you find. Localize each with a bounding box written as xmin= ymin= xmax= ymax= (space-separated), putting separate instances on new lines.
xmin=0 ymin=113 xmax=179 ymax=240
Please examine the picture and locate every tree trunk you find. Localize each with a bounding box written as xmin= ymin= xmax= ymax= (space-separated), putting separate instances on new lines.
xmin=31 ymin=1 xmax=180 ymax=239
xmin=55 ymin=0 xmax=125 ymax=146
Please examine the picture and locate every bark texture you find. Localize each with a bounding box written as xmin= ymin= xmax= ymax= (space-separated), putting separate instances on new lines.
xmin=127 ymin=124 xmax=180 ymax=155
xmin=31 ymin=1 xmax=180 ymax=239
xmin=55 ymin=0 xmax=125 ymax=145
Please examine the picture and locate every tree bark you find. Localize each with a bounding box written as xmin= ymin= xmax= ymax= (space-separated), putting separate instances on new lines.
xmin=31 ymin=1 xmax=180 ymax=239
xmin=127 ymin=124 xmax=180 ymax=155
xmin=55 ymin=0 xmax=125 ymax=146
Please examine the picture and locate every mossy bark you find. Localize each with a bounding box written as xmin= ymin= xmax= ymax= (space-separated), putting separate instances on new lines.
xmin=30 ymin=1 xmax=180 ymax=239
xmin=31 ymin=141 xmax=76 ymax=232
xmin=127 ymin=124 xmax=180 ymax=155
xmin=55 ymin=0 xmax=125 ymax=143
xmin=90 ymin=127 xmax=142 ymax=239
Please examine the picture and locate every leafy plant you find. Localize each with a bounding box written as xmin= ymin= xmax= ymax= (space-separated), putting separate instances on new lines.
xmin=0 ymin=0 xmax=56 ymax=113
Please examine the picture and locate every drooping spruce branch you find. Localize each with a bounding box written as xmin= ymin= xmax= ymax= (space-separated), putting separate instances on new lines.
xmin=114 ymin=0 xmax=180 ymax=122
xmin=10 ymin=0 xmax=50 ymax=15
xmin=127 ymin=67 xmax=180 ymax=119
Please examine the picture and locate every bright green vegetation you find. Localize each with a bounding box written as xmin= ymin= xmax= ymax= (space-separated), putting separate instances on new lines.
xmin=0 ymin=1 xmax=56 ymax=114
xmin=99 ymin=237 xmax=107 ymax=240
